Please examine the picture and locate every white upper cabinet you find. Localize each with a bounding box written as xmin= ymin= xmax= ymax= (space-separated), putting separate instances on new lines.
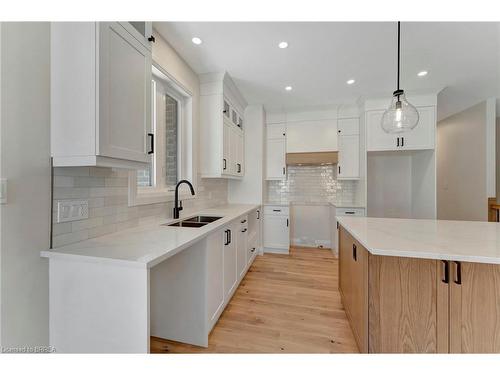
xmin=337 ymin=118 xmax=360 ymax=180
xmin=265 ymin=124 xmax=286 ymax=180
xmin=337 ymin=117 xmax=359 ymax=136
xmin=366 ymin=105 xmax=436 ymax=151
xmin=51 ymin=22 xmax=153 ymax=168
xmin=338 ymin=135 xmax=360 ymax=180
xmin=200 ymin=72 xmax=247 ymax=179
xmin=286 ymin=119 xmax=338 ymax=153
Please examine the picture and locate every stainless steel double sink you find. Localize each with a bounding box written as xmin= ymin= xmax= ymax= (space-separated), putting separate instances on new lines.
xmin=165 ymin=215 xmax=223 ymax=228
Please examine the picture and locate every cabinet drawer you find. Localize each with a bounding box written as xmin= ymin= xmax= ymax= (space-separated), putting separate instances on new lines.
xmin=336 ymin=208 xmax=365 ymax=216
xmin=264 ymin=205 xmax=289 ymax=216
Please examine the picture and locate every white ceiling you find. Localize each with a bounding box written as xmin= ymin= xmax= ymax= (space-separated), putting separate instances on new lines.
xmin=154 ymin=22 xmax=500 ymax=120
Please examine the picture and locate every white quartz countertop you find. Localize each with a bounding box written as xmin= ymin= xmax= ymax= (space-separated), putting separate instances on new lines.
xmin=41 ymin=204 xmax=259 ymax=268
xmin=337 ymin=216 xmax=500 ymax=264
xmin=264 ymin=201 xmax=365 ymax=208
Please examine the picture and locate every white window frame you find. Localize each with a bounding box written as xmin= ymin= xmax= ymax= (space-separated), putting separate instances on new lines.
xmin=128 ymin=62 xmax=195 ymax=206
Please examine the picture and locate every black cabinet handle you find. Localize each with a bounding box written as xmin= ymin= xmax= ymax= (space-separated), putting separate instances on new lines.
xmin=223 ymin=110 xmax=227 ymax=114
xmin=241 ymin=219 xmax=247 ymax=224
xmin=453 ymin=261 xmax=461 ymax=285
xmin=241 ymin=228 xmax=247 ymax=233
xmin=283 ymin=167 xmax=286 ymax=175
xmin=338 ymin=165 xmax=341 ymax=174
xmin=441 ymin=260 xmax=449 ymax=284
xmin=228 ymin=229 xmax=232 ymax=244
xmin=352 ymin=244 xmax=357 ymax=261
xmin=223 ymin=158 xmax=227 ymax=170
xmin=397 ymin=137 xmax=400 ymax=147
xmin=345 ymin=211 xmax=355 ymax=215
xmin=148 ymin=35 xmax=155 ymax=43
xmin=237 ymin=163 xmax=241 ymax=173
xmin=272 ymin=209 xmax=281 ymax=212
xmin=257 ymin=210 xmax=260 ymax=219
xmin=286 ymin=218 xmax=289 ymax=227
xmin=148 ymin=133 xmax=154 ymax=154
xmin=251 ymin=247 xmax=256 ymax=253
xmin=401 ymin=137 xmax=404 ymax=147
xmin=224 ymin=230 xmax=229 ymax=246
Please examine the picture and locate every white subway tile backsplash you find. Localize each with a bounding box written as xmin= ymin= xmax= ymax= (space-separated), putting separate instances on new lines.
xmin=266 ymin=165 xmax=358 ymax=205
xmin=52 ymin=166 xmax=228 ymax=247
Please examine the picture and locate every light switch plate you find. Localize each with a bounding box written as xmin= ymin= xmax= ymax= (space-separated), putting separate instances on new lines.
xmin=57 ymin=200 xmax=89 ymax=223
xmin=0 ymin=178 xmax=7 ymax=204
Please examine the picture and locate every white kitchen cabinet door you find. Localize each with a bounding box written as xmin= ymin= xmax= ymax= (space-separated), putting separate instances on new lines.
xmin=266 ymin=123 xmax=286 ymax=139
xmin=236 ymin=130 xmax=244 ymax=176
xmin=229 ymin=126 xmax=239 ymax=175
xmin=222 ymin=122 xmax=232 ymax=176
xmin=206 ymin=229 xmax=224 ymax=331
xmin=266 ymin=138 xmax=286 ymax=180
xmin=237 ymin=223 xmax=248 ymax=279
xmin=223 ymin=224 xmax=238 ymax=300
xmin=338 ymin=118 xmax=359 ymax=136
xmin=263 ymin=214 xmax=290 ymax=251
xmin=366 ymin=107 xmax=436 ymax=151
xmin=286 ymin=120 xmax=338 ymax=153
xmin=400 ymin=106 xmax=435 ymax=150
xmin=98 ymin=22 xmax=152 ymax=163
xmin=338 ymin=135 xmax=360 ymax=179
xmin=366 ymin=110 xmax=398 ymax=151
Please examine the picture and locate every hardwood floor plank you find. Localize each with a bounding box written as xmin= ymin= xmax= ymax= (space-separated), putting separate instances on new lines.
xmin=151 ymin=247 xmax=359 ymax=353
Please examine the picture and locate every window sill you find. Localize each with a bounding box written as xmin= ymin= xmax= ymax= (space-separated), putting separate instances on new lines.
xmin=128 ymin=172 xmax=196 ymax=207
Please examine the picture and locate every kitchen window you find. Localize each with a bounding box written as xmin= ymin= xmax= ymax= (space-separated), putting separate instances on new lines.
xmin=129 ymin=63 xmax=194 ymax=206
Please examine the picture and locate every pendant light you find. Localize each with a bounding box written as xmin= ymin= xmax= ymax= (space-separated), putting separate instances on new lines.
xmin=381 ymin=22 xmax=419 ymax=134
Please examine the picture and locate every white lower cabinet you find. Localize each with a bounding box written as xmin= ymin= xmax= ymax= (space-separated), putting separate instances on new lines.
xmin=206 ymin=209 xmax=260 ymax=334
xmin=263 ymin=205 xmax=290 ymax=254
xmin=236 ymin=216 xmax=249 ymax=279
xmin=206 ymin=229 xmax=225 ymax=331
xmin=223 ymin=222 xmax=238 ymax=301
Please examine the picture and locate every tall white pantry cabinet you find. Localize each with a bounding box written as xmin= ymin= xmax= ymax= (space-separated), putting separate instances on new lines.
xmin=200 ymin=72 xmax=247 ymax=179
xmin=51 ymin=22 xmax=154 ymax=168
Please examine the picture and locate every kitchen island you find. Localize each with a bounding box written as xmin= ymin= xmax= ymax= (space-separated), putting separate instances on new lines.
xmin=337 ymin=216 xmax=500 ymax=353
xmin=41 ymin=204 xmax=261 ymax=353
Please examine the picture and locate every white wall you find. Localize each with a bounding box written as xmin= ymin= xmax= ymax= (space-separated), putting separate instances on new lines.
xmin=367 ymin=154 xmax=413 ymax=218
xmin=0 ymin=22 xmax=51 ymax=348
xmin=228 ymin=105 xmax=265 ymax=204
xmin=437 ymin=100 xmax=495 ymax=221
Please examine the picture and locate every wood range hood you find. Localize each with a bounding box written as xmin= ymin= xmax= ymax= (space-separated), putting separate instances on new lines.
xmin=285 ymin=151 xmax=338 ymax=166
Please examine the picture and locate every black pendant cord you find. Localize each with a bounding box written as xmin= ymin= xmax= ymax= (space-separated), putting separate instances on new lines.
xmin=397 ymin=21 xmax=400 ymax=92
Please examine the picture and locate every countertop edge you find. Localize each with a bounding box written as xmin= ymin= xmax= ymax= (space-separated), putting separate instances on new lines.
xmin=337 ymin=217 xmax=500 ymax=265
xmin=41 ymin=204 xmax=260 ymax=268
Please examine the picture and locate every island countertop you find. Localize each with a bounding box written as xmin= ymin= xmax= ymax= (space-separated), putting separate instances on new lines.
xmin=337 ymin=216 xmax=500 ymax=264
xmin=41 ymin=204 xmax=260 ymax=268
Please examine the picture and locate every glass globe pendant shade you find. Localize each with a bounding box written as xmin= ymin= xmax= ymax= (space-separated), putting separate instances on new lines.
xmin=381 ymin=90 xmax=419 ymax=134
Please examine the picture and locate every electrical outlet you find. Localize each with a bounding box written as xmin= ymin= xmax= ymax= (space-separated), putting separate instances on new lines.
xmin=0 ymin=178 xmax=7 ymax=204
xmin=57 ymin=200 xmax=89 ymax=223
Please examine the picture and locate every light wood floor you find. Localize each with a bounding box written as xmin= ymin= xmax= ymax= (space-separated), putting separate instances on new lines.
xmin=150 ymin=247 xmax=359 ymax=353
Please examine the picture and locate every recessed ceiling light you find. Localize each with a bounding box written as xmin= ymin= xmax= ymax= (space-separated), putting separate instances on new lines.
xmin=278 ymin=41 xmax=288 ymax=49
xmin=346 ymin=79 xmax=355 ymax=85
xmin=285 ymin=86 xmax=293 ymax=91
xmin=417 ymin=71 xmax=428 ymax=77
xmin=191 ymin=37 xmax=202 ymax=45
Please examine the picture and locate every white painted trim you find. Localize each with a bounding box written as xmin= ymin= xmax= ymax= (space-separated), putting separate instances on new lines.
xmin=128 ymin=58 xmax=196 ymax=207
xmin=127 ymin=170 xmax=196 ymax=206
xmin=486 ymin=97 xmax=496 ymax=198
